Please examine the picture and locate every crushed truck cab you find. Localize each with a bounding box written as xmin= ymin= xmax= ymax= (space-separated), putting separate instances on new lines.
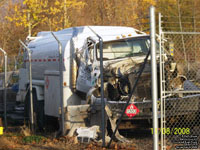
xmin=17 ymin=26 xmax=183 ymax=139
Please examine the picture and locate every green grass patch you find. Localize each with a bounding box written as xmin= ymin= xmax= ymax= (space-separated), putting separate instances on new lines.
xmin=22 ymin=135 xmax=46 ymax=144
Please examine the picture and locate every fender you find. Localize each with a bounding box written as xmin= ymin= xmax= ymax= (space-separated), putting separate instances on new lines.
xmin=24 ymin=80 xmax=45 ymax=101
xmin=32 ymin=85 xmax=44 ymax=101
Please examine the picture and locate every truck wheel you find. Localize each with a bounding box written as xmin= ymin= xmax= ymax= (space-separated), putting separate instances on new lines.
xmin=24 ymin=89 xmax=44 ymax=132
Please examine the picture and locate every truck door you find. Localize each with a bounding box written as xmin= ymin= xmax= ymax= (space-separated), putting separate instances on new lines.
xmin=76 ymin=41 xmax=96 ymax=93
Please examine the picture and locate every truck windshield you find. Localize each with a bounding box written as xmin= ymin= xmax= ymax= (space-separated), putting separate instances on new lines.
xmin=97 ymin=36 xmax=151 ymax=60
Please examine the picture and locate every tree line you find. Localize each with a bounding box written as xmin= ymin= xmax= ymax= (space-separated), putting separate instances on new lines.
xmin=0 ymin=0 xmax=200 ymax=69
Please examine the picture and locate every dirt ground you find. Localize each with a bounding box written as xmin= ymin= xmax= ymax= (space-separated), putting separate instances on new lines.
xmin=0 ymin=126 xmax=138 ymax=150
xmin=0 ymin=103 xmax=152 ymax=150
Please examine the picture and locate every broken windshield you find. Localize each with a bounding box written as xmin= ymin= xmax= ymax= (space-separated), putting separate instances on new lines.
xmin=97 ymin=36 xmax=150 ymax=60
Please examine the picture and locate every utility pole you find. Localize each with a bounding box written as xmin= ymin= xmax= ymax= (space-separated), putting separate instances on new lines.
xmin=64 ymin=0 xmax=67 ymax=28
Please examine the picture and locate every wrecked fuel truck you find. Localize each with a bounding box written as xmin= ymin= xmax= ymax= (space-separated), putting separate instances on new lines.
xmin=16 ymin=26 xmax=184 ymax=138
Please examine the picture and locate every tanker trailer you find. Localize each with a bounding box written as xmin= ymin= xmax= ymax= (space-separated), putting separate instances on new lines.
xmin=17 ymin=26 xmax=182 ymax=139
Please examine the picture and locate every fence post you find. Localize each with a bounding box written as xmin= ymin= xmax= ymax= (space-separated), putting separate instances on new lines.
xmin=150 ymin=6 xmax=159 ymax=150
xmin=51 ymin=32 xmax=65 ymax=136
xmin=0 ymin=48 xmax=7 ymax=130
xmin=87 ymin=26 xmax=105 ymax=147
xmin=158 ymin=12 xmax=164 ymax=150
xmin=19 ymin=40 xmax=34 ymax=133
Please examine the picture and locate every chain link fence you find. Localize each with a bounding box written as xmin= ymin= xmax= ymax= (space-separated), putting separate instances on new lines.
xmin=160 ymin=19 xmax=200 ymax=149
xmin=0 ymin=55 xmax=18 ymax=72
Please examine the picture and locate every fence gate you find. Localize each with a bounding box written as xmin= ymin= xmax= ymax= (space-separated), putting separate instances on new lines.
xmin=159 ymin=14 xmax=200 ymax=150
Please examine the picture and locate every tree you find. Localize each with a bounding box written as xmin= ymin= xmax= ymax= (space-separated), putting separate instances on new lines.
xmin=6 ymin=0 xmax=85 ymax=36
xmin=0 ymin=0 xmax=26 ymax=71
xmin=156 ymin=0 xmax=200 ymax=62
xmin=76 ymin=0 xmax=155 ymax=30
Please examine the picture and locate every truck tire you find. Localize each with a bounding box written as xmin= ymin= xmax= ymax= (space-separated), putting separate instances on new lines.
xmin=24 ymin=88 xmax=44 ymax=132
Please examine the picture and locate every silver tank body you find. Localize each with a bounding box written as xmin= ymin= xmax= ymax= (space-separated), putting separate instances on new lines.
xmin=25 ymin=26 xmax=139 ymax=80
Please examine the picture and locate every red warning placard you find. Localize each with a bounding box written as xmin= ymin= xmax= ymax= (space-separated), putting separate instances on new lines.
xmin=125 ymin=104 xmax=140 ymax=118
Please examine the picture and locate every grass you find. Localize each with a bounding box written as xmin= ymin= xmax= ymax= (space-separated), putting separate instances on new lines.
xmin=22 ymin=135 xmax=46 ymax=144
